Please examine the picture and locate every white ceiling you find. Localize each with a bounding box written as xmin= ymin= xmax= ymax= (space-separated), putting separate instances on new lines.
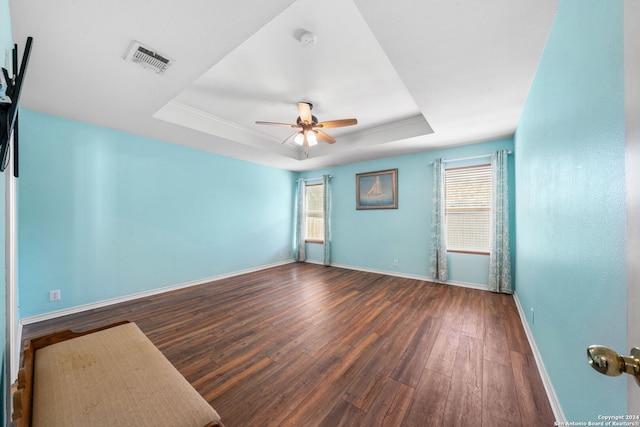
xmin=8 ymin=0 xmax=558 ymax=172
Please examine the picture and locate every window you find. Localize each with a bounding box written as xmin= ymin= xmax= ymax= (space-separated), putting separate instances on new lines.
xmin=305 ymin=183 xmax=324 ymax=243
xmin=444 ymin=164 xmax=491 ymax=254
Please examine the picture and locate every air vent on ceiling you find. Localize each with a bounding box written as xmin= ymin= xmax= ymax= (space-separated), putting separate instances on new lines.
xmin=124 ymin=41 xmax=173 ymax=74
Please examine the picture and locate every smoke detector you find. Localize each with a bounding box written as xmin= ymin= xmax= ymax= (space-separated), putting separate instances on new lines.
xmin=299 ymin=31 xmax=317 ymax=48
xmin=124 ymin=41 xmax=173 ymax=74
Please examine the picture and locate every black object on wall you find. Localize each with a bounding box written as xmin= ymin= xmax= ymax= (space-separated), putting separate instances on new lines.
xmin=0 ymin=36 xmax=33 ymax=175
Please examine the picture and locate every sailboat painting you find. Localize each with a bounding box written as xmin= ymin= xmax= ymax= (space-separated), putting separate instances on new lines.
xmin=356 ymin=169 xmax=398 ymax=209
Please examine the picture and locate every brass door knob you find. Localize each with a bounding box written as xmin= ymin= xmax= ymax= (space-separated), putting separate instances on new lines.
xmin=587 ymin=345 xmax=640 ymax=386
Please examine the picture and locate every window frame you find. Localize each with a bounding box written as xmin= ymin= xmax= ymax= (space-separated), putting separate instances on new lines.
xmin=304 ymin=183 xmax=325 ymax=244
xmin=444 ymin=163 xmax=492 ymax=256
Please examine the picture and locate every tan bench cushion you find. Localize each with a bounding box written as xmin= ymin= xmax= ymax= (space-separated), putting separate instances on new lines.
xmin=33 ymin=322 xmax=221 ymax=427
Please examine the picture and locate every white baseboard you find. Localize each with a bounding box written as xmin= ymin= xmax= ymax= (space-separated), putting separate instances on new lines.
xmin=427 ymin=277 xmax=489 ymax=291
xmin=20 ymin=260 xmax=295 ymax=326
xmin=512 ymin=292 xmax=565 ymax=423
xmin=20 ymin=260 xmax=486 ymax=327
xmin=316 ymin=261 xmax=489 ymax=290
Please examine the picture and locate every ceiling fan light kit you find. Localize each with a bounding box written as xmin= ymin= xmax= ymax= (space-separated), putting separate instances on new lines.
xmin=294 ymin=129 xmax=317 ymax=146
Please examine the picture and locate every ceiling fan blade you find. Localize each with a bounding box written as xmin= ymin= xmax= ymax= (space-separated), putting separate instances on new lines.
xmin=255 ymin=121 xmax=299 ymax=128
xmin=317 ymin=118 xmax=358 ymax=129
xmin=297 ymin=102 xmax=312 ymax=124
xmin=316 ymin=130 xmax=336 ymax=144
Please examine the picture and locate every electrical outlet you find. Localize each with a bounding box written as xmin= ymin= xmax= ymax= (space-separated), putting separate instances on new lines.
xmin=393 ymin=259 xmax=399 ymax=267
xmin=49 ymin=289 xmax=61 ymax=302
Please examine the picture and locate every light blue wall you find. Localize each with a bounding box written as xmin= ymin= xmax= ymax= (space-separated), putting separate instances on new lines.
xmin=18 ymin=110 xmax=295 ymax=318
xmin=0 ymin=0 xmax=10 ymax=423
xmin=515 ymin=0 xmax=626 ymax=421
xmin=301 ymin=137 xmax=514 ymax=286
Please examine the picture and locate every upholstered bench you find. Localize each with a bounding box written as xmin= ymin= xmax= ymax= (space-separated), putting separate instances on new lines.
xmin=12 ymin=321 xmax=224 ymax=427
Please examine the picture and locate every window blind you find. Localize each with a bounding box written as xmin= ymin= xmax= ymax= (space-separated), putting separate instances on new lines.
xmin=444 ymin=164 xmax=491 ymax=252
xmin=305 ymin=184 xmax=324 ymax=242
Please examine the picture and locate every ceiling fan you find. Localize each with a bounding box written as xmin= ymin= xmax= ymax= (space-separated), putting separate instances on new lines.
xmin=255 ymin=102 xmax=357 ymax=155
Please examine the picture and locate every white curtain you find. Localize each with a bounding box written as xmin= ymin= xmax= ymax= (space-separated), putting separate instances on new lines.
xmin=294 ymin=178 xmax=306 ymax=262
xmin=429 ymin=158 xmax=448 ymax=281
xmin=323 ymin=174 xmax=332 ymax=266
xmin=488 ymin=150 xmax=512 ymax=293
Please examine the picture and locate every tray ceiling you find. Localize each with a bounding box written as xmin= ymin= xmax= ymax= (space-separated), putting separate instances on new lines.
xmin=9 ymin=0 xmax=558 ymax=171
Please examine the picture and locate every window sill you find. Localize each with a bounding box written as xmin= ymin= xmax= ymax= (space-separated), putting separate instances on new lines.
xmin=447 ymin=250 xmax=490 ymax=256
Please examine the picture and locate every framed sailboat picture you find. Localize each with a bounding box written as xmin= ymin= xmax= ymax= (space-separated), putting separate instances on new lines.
xmin=356 ymin=169 xmax=398 ymax=209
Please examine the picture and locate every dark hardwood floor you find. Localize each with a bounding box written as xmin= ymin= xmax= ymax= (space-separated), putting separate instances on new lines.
xmin=22 ymin=263 xmax=555 ymax=426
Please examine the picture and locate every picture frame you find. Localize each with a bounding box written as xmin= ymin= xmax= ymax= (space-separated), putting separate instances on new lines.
xmin=356 ymin=168 xmax=398 ymax=209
